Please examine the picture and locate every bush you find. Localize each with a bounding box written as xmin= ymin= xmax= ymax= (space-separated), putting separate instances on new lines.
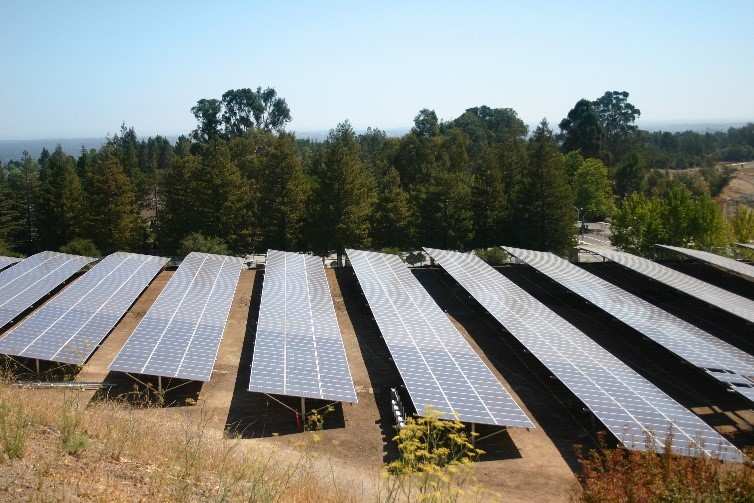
xmin=60 ymin=238 xmax=101 ymax=257
xmin=0 ymin=402 xmax=28 ymax=460
xmin=474 ymin=247 xmax=508 ymax=266
xmin=178 ymin=232 xmax=230 ymax=256
xmin=574 ymin=431 xmax=754 ymax=502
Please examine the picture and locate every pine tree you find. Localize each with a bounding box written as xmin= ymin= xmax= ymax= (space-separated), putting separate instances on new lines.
xmin=255 ymin=133 xmax=309 ymax=251
xmin=372 ymin=167 xmax=414 ymax=250
xmin=0 ymin=168 xmax=20 ymax=251
xmin=514 ymin=119 xmax=575 ymax=254
xmin=158 ymin=154 xmax=201 ymax=253
xmin=85 ymin=148 xmax=141 ymax=254
xmin=311 ymin=121 xmax=376 ymax=264
xmin=36 ymin=146 xmax=86 ymax=251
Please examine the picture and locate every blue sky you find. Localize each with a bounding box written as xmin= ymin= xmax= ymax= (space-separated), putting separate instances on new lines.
xmin=1 ymin=1 xmax=752 ymax=140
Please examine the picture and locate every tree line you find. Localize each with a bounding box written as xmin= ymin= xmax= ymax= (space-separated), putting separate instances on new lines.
xmin=1 ymin=87 xmax=753 ymax=260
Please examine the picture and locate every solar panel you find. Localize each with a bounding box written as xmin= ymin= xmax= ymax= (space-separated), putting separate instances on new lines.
xmin=0 ymin=251 xmax=96 ymax=330
xmin=109 ymin=252 xmax=244 ymax=381
xmin=424 ymin=247 xmax=742 ymax=462
xmin=738 ymin=243 xmax=754 ymax=252
xmin=347 ymin=249 xmax=533 ymax=428
xmin=580 ymin=245 xmax=754 ymax=324
xmin=657 ymin=244 xmax=754 ymax=281
xmin=249 ymin=250 xmax=357 ymax=403
xmin=503 ymin=246 xmax=754 ymax=403
xmin=0 ymin=252 xmax=169 ymax=365
xmin=0 ymin=256 xmax=21 ymax=271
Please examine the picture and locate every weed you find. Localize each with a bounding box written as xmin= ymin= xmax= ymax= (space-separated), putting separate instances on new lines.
xmin=60 ymin=391 xmax=89 ymax=455
xmin=0 ymin=401 xmax=28 ymax=459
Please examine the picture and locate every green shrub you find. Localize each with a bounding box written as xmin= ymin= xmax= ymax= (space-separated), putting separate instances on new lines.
xmin=474 ymin=247 xmax=508 ymax=266
xmin=178 ymin=232 xmax=230 ymax=256
xmin=60 ymin=238 xmax=101 ymax=257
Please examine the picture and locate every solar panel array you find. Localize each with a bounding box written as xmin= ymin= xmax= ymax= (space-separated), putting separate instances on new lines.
xmin=249 ymin=250 xmax=357 ymax=403
xmin=0 ymin=251 xmax=96 ymax=330
xmin=579 ymin=245 xmax=754 ymax=324
xmin=347 ymin=249 xmax=533 ymax=428
xmin=425 ymin=247 xmax=742 ymax=461
xmin=0 ymin=256 xmax=21 ymax=271
xmin=658 ymin=244 xmax=754 ymax=281
xmin=503 ymin=246 xmax=754 ymax=403
xmin=0 ymin=252 xmax=169 ymax=365
xmin=109 ymin=252 xmax=244 ymax=381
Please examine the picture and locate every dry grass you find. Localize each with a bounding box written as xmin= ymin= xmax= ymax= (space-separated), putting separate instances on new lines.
xmin=0 ymin=379 xmax=369 ymax=502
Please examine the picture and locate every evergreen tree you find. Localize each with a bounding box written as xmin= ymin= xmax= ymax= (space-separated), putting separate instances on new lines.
xmin=372 ymin=167 xmax=414 ymax=250
xmin=36 ymin=146 xmax=86 ymax=251
xmin=7 ymin=152 xmax=40 ymax=253
xmin=515 ymin=120 xmax=575 ymax=254
xmin=85 ymin=148 xmax=141 ymax=254
xmin=311 ymin=121 xmax=376 ymax=265
xmin=0 ymin=168 xmax=20 ymax=251
xmin=255 ymin=133 xmax=309 ymax=251
xmin=158 ymin=154 xmax=201 ymax=253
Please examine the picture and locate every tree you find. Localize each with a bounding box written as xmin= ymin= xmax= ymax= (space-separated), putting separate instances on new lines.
xmin=592 ymin=91 xmax=641 ymax=164
xmin=614 ymin=151 xmax=646 ymax=198
xmin=371 ymin=167 xmax=414 ymax=250
xmin=413 ymin=109 xmax=440 ymax=138
xmin=190 ymin=98 xmax=223 ymax=142
xmin=572 ymin=158 xmax=615 ymax=221
xmin=220 ymin=87 xmax=291 ymax=136
xmin=729 ymin=205 xmax=754 ymax=243
xmin=311 ymin=121 xmax=376 ymax=265
xmin=610 ymin=192 xmax=664 ymax=256
xmin=0 ymin=169 xmax=20 ymax=251
xmin=558 ymin=99 xmax=606 ymax=159
xmin=158 ymin=154 xmax=201 ymax=253
xmin=514 ymin=120 xmax=575 ymax=254
xmin=7 ymin=152 xmax=40 ymax=253
xmin=36 ymin=145 xmax=86 ymax=251
xmin=85 ymin=148 xmax=141 ymax=254
xmin=254 ymin=133 xmax=309 ymax=251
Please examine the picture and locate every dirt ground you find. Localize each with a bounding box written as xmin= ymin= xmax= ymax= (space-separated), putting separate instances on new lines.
xmin=719 ymin=160 xmax=754 ymax=216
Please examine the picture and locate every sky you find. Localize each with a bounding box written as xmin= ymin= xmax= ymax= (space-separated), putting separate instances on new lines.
xmin=1 ymin=1 xmax=753 ymax=140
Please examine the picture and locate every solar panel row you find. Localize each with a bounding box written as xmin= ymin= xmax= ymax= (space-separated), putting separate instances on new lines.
xmin=109 ymin=252 xmax=243 ymax=381
xmin=347 ymin=249 xmax=533 ymax=428
xmin=0 ymin=251 xmax=96 ymax=330
xmin=503 ymin=246 xmax=754 ymax=404
xmin=425 ymin=247 xmax=742 ymax=462
xmin=0 ymin=252 xmax=169 ymax=365
xmin=579 ymin=245 xmax=754 ymax=324
xmin=657 ymin=244 xmax=754 ymax=281
xmin=0 ymin=256 xmax=21 ymax=271
xmin=249 ymin=250 xmax=357 ymax=402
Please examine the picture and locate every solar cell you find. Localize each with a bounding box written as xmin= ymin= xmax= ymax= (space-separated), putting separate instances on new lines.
xmin=0 ymin=256 xmax=21 ymax=271
xmin=109 ymin=252 xmax=244 ymax=381
xmin=0 ymin=252 xmax=169 ymax=365
xmin=347 ymin=249 xmax=533 ymax=428
xmin=0 ymin=251 xmax=96 ymax=330
xmin=657 ymin=244 xmax=754 ymax=281
xmin=580 ymin=245 xmax=754 ymax=324
xmin=503 ymin=246 xmax=754 ymax=403
xmin=249 ymin=250 xmax=357 ymax=403
xmin=425 ymin=247 xmax=742 ymax=462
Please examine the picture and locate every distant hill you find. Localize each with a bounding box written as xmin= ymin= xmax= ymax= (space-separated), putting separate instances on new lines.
xmin=0 ymin=138 xmax=110 ymax=164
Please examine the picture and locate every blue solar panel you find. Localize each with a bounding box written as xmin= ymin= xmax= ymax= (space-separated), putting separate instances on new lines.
xmin=249 ymin=250 xmax=357 ymax=402
xmin=425 ymin=247 xmax=743 ymax=462
xmin=0 ymin=251 xmax=96 ymax=330
xmin=0 ymin=256 xmax=21 ymax=271
xmin=0 ymin=252 xmax=168 ymax=364
xmin=504 ymin=246 xmax=754 ymax=404
xmin=109 ymin=252 xmax=244 ymax=381
xmin=347 ymin=249 xmax=533 ymax=428
xmin=580 ymin=245 xmax=754 ymax=324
